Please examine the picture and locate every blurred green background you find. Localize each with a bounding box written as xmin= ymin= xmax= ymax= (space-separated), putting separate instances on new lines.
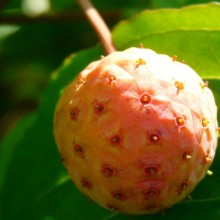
xmin=0 ymin=0 xmax=218 ymax=139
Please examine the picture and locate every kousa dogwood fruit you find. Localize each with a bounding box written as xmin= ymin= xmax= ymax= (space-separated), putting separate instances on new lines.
xmin=53 ymin=47 xmax=218 ymax=215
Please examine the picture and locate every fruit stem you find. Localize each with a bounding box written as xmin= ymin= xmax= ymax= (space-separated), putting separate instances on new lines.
xmin=76 ymin=0 xmax=116 ymax=54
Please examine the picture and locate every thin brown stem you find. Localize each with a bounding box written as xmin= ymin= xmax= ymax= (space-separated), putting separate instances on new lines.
xmin=76 ymin=0 xmax=116 ymax=54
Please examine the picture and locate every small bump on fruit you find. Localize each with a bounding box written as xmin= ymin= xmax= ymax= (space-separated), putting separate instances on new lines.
xmin=200 ymin=81 xmax=209 ymax=89
xmin=106 ymin=204 xmax=120 ymax=212
xmin=175 ymin=81 xmax=184 ymax=90
xmin=136 ymin=58 xmax=146 ymax=67
xmin=140 ymin=94 xmax=151 ymax=105
xmin=139 ymin=43 xmax=144 ymax=48
xmin=202 ymin=117 xmax=209 ymax=127
xmin=145 ymin=189 xmax=160 ymax=199
xmin=182 ymin=151 xmax=192 ymax=161
xmin=176 ymin=116 xmax=185 ymax=126
xmin=70 ymin=107 xmax=79 ymax=120
xmin=94 ymin=102 xmax=104 ymax=115
xmin=101 ymin=164 xmax=116 ymax=177
xmin=172 ymin=55 xmax=177 ymax=62
xmin=110 ymin=135 xmax=121 ymax=145
xmin=111 ymin=191 xmax=127 ymax=201
xmin=81 ymin=177 xmax=93 ymax=190
xmin=205 ymin=155 xmax=212 ymax=163
xmin=145 ymin=166 xmax=159 ymax=175
xmin=178 ymin=182 xmax=188 ymax=195
xmin=108 ymin=74 xmax=116 ymax=82
xmin=73 ymin=144 xmax=84 ymax=158
xmin=149 ymin=134 xmax=160 ymax=143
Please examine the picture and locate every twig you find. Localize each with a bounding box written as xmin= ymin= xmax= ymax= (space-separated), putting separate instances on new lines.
xmin=76 ymin=0 xmax=116 ymax=54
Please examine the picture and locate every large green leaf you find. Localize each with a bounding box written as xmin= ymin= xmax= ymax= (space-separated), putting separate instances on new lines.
xmin=1 ymin=3 xmax=220 ymax=220
xmin=112 ymin=2 xmax=220 ymax=78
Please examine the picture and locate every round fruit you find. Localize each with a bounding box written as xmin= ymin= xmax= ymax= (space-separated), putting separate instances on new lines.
xmin=53 ymin=47 xmax=218 ymax=215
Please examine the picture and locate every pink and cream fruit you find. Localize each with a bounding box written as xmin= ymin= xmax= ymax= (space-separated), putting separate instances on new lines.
xmin=54 ymin=47 xmax=218 ymax=214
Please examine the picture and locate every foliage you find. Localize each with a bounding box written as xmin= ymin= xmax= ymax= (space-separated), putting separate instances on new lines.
xmin=0 ymin=1 xmax=220 ymax=219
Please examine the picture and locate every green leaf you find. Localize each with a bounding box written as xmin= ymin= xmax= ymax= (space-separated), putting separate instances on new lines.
xmin=112 ymin=2 xmax=220 ymax=78
xmin=1 ymin=3 xmax=220 ymax=220
xmin=0 ymin=46 xmax=104 ymax=220
xmin=152 ymin=0 xmax=219 ymax=8
xmin=0 ymin=113 xmax=37 ymax=191
xmin=208 ymin=79 xmax=220 ymax=114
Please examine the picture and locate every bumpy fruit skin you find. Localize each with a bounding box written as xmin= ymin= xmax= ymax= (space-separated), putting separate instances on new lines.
xmin=54 ymin=48 xmax=218 ymax=215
